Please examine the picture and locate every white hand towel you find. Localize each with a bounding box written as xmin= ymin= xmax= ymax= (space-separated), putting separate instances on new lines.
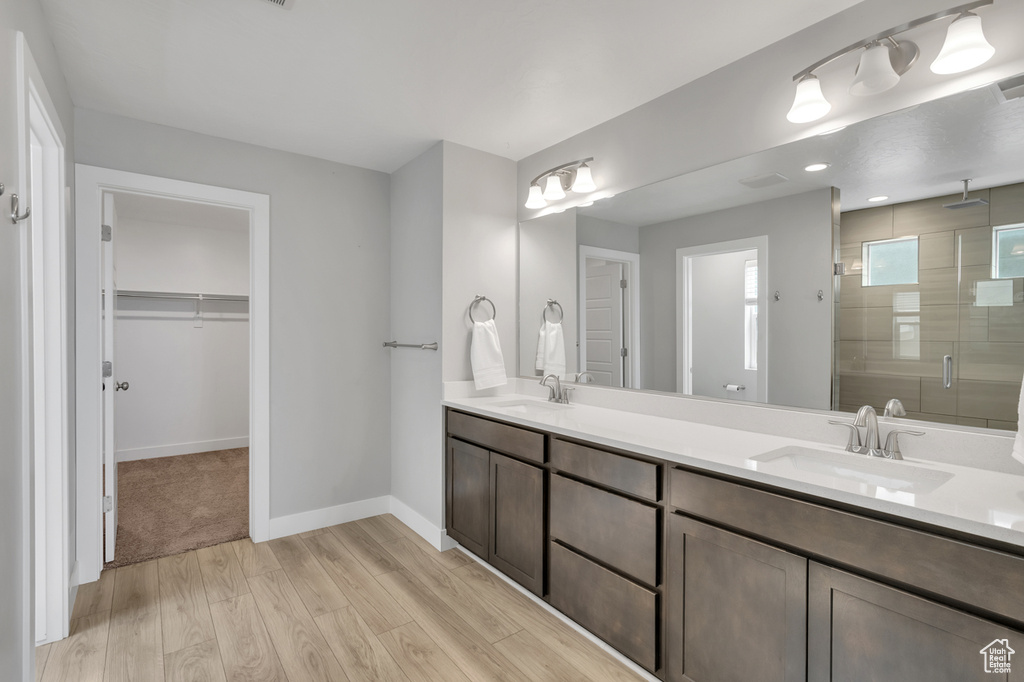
xmin=538 ymin=320 xmax=566 ymax=378
xmin=1012 ymin=372 xmax=1024 ymax=465
xmin=471 ymin=319 xmax=507 ymax=390
xmin=535 ymin=323 xmax=547 ymax=371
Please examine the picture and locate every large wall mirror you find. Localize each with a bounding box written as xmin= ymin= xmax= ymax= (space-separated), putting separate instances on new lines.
xmin=518 ymin=74 xmax=1024 ymax=429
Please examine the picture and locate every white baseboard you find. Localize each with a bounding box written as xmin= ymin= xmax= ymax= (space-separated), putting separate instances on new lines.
xmin=267 ymin=495 xmax=391 ymax=540
xmin=389 ymin=497 xmax=456 ymax=552
xmin=116 ymin=436 xmax=250 ymax=462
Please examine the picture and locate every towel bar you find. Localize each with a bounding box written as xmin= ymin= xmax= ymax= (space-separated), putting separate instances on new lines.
xmin=544 ymin=299 xmax=564 ymax=323
xmin=383 ymin=341 xmax=438 ymax=350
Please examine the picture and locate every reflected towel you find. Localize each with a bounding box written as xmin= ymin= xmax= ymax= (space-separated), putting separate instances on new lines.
xmin=1013 ymin=373 xmax=1024 ymax=465
xmin=535 ymin=320 xmax=566 ymax=378
xmin=471 ymin=319 xmax=507 ymax=390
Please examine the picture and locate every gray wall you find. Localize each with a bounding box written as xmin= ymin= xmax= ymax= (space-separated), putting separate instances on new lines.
xmin=578 ymin=214 xmax=639 ymax=254
xmin=519 ymin=209 xmax=578 ymax=379
xmin=389 ymin=142 xmax=443 ymax=526
xmin=0 ymin=0 xmax=75 ymax=675
xmin=75 ymin=109 xmax=392 ymax=519
xmin=640 ymin=188 xmax=833 ymax=409
xmin=441 ymin=142 xmax=517 ymax=385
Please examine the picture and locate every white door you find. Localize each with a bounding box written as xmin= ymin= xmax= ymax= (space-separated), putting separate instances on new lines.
xmin=102 ymin=193 xmax=118 ymax=563
xmin=585 ymin=260 xmax=625 ymax=387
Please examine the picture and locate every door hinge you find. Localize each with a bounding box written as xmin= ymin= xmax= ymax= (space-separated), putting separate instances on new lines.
xmin=833 ymin=262 xmax=846 ymax=276
xmin=620 ymin=347 xmax=628 ymax=358
xmin=101 ymin=224 xmax=112 ymax=242
xmin=103 ymin=495 xmax=113 ymax=513
xmin=102 ymin=361 xmax=112 ymax=378
xmin=620 ymin=279 xmax=627 ymax=289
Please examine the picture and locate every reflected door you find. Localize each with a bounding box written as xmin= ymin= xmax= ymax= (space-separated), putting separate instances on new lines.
xmin=584 ymin=259 xmax=625 ymax=387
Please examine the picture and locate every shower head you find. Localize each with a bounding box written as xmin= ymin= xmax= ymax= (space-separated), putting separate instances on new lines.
xmin=943 ymin=179 xmax=989 ymax=209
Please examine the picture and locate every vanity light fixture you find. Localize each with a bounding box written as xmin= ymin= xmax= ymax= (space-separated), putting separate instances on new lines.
xmin=804 ymin=163 xmax=831 ymax=172
xmin=786 ymin=0 xmax=995 ymax=123
xmin=525 ymin=157 xmax=597 ymax=208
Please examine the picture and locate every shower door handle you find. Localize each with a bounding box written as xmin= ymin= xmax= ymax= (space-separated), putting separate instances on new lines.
xmin=942 ymin=355 xmax=953 ymax=389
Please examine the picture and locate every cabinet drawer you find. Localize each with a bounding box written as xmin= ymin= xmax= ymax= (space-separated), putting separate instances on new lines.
xmin=551 ymin=438 xmax=659 ymax=501
xmin=670 ymin=467 xmax=1024 ymax=625
xmin=549 ymin=541 xmax=658 ymax=673
xmin=550 ymin=474 xmax=659 ymax=586
xmin=447 ymin=410 xmax=544 ymax=463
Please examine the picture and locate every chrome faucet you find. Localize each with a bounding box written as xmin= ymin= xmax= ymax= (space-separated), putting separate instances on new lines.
xmin=575 ymin=372 xmax=596 ymax=384
xmin=853 ymin=405 xmax=882 ymax=457
xmin=540 ymin=374 xmax=563 ymax=403
xmin=884 ymin=398 xmax=906 ymax=418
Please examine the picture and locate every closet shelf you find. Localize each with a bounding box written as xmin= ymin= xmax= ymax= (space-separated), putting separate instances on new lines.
xmin=115 ymin=290 xmax=249 ymax=302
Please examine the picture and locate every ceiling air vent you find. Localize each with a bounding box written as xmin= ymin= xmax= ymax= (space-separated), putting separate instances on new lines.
xmin=993 ymin=74 xmax=1024 ymax=103
xmin=262 ymin=0 xmax=296 ymax=9
xmin=739 ymin=172 xmax=789 ymax=189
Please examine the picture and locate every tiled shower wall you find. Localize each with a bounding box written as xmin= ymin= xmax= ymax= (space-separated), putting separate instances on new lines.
xmin=838 ymin=181 xmax=1024 ymax=430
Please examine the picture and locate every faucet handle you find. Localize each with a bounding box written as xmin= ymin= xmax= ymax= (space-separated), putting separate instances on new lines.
xmin=883 ymin=429 xmax=924 ymax=460
xmin=828 ymin=420 xmax=862 ymax=453
xmin=561 ymin=387 xmax=574 ymax=404
xmin=884 ymin=398 xmax=907 ymax=418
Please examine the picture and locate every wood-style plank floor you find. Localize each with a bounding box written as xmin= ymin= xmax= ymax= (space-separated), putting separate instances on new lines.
xmin=38 ymin=514 xmax=646 ymax=681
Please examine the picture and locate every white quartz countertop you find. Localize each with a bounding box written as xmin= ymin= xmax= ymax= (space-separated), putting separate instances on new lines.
xmin=443 ymin=395 xmax=1024 ymax=550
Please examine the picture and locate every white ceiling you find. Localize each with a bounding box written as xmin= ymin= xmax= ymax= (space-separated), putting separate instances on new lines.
xmin=38 ymin=0 xmax=863 ymax=173
xmin=580 ymin=79 xmax=1024 ymax=227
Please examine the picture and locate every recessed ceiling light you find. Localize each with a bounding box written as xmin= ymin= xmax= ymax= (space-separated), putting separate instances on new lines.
xmin=818 ymin=126 xmax=847 ymax=136
xmin=578 ymin=201 xmax=594 ymax=207
xmin=804 ymin=163 xmax=830 ymax=172
xmin=868 ymin=195 xmax=889 ymax=203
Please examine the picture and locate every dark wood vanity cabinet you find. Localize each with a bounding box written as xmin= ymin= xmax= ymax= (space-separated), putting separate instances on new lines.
xmin=808 ymin=563 xmax=1024 ymax=682
xmin=445 ymin=411 xmax=545 ymax=596
xmin=445 ymin=408 xmax=1024 ymax=682
xmin=666 ymin=514 xmax=807 ymax=682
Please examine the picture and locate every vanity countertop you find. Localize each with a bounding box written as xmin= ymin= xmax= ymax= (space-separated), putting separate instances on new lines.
xmin=443 ymin=395 xmax=1024 ymax=550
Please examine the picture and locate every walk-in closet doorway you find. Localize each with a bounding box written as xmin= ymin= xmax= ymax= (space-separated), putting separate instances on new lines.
xmin=75 ymin=167 xmax=270 ymax=584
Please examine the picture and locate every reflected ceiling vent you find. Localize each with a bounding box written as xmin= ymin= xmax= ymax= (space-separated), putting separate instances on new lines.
xmin=739 ymin=172 xmax=789 ymax=189
xmin=261 ymin=0 xmax=296 ymax=9
xmin=994 ymin=73 xmax=1024 ymax=103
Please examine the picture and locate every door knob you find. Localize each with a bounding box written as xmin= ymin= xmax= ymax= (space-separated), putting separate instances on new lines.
xmin=115 ymin=381 xmax=129 ymax=391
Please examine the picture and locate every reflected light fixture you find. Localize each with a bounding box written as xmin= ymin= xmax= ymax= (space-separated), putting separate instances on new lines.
xmin=786 ymin=0 xmax=995 ymax=123
xmin=804 ymin=162 xmax=831 ymax=172
xmin=525 ymin=157 xmax=597 ymax=209
xmin=868 ymin=195 xmax=889 ymax=202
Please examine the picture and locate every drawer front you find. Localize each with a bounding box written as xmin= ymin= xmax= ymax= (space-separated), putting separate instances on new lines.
xmin=670 ymin=467 xmax=1024 ymax=625
xmin=550 ymin=474 xmax=659 ymax=586
xmin=551 ymin=438 xmax=659 ymax=501
xmin=549 ymin=541 xmax=658 ymax=673
xmin=447 ymin=410 xmax=544 ymax=463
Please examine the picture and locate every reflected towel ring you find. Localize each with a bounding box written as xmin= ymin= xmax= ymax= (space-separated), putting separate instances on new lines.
xmin=469 ymin=295 xmax=496 ymax=323
xmin=544 ymin=299 xmax=564 ymax=323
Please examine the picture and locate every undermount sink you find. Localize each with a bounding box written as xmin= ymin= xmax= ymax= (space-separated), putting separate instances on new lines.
xmin=489 ymin=399 xmax=573 ymax=416
xmin=749 ymin=446 xmax=953 ymax=494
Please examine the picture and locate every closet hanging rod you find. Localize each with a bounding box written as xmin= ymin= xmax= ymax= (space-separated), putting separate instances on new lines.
xmin=383 ymin=341 xmax=438 ymax=350
xmin=115 ymin=290 xmax=249 ymax=302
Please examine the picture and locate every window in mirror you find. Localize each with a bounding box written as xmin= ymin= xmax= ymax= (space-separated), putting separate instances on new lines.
xmin=744 ymin=259 xmax=758 ymax=370
xmin=862 ymin=236 xmax=918 ymax=287
xmin=993 ymin=224 xmax=1024 ymax=279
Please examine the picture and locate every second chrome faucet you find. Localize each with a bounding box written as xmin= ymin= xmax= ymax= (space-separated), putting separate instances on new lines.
xmin=830 ymin=404 xmax=924 ymax=460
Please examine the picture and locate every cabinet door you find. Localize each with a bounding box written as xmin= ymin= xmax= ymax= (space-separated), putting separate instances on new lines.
xmin=489 ymin=452 xmax=544 ymax=596
xmin=809 ymin=562 xmax=1024 ymax=682
xmin=667 ymin=514 xmax=806 ymax=682
xmin=446 ymin=438 xmax=489 ymax=559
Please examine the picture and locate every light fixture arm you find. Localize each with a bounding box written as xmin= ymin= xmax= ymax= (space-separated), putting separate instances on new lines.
xmin=529 ymin=157 xmax=594 ymax=189
xmin=791 ymin=0 xmax=992 ymax=81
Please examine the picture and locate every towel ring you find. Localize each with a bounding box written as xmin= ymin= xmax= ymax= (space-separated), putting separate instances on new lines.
xmin=544 ymin=299 xmax=564 ymax=323
xmin=469 ymin=295 xmax=496 ymax=323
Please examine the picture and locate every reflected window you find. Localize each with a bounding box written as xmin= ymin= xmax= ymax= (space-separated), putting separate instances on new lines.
xmin=993 ymin=224 xmax=1024 ymax=279
xmin=862 ymin=236 xmax=919 ymax=287
xmin=744 ymin=259 xmax=758 ymax=370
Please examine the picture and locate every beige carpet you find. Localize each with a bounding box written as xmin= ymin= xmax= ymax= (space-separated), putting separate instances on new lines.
xmin=106 ymin=448 xmax=249 ymax=568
